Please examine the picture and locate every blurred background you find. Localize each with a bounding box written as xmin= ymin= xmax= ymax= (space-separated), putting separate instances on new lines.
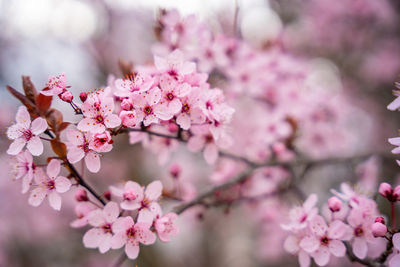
xmin=1 ymin=0 xmax=400 ymax=266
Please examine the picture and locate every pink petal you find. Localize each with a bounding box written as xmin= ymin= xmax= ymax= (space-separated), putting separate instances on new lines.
xmin=66 ymin=129 xmax=84 ymax=145
xmin=16 ymin=106 xmax=31 ymax=128
xmin=204 ymin=143 xmax=218 ymax=164
xmin=55 ymin=176 xmax=71 ymax=193
xmin=145 ymin=180 xmax=162 ymax=201
xmin=388 ymin=137 xmax=400 ymax=146
xmin=389 ymin=254 xmax=400 ymax=267
xmin=67 ymin=147 xmax=85 ymax=163
xmin=99 ymin=233 xmax=112 ymax=253
xmin=121 ymin=201 xmax=141 ymax=211
xmin=187 ymin=135 xmax=205 ymax=152
xmin=328 ymin=220 xmax=348 ymax=239
xmin=88 ymin=210 xmax=106 ymax=227
xmin=299 ymin=250 xmax=311 ymax=267
xmin=154 ymin=104 xmax=174 ymax=120
xmin=111 ymin=232 xmax=127 ymax=249
xmin=77 ymin=118 xmax=96 ymax=132
xmin=393 ymin=233 xmax=400 ymax=250
xmin=28 ymin=187 xmax=47 ymax=207
xmin=352 ymin=237 xmax=368 ymax=259
xmin=300 ymin=236 xmax=319 ymax=253
xmin=125 ymin=241 xmax=140 ymax=260
xmin=154 ymin=55 xmax=168 ymax=71
xmin=143 ymin=114 xmax=159 ymax=126
xmin=176 ymin=113 xmax=191 ymax=130
xmin=310 ymin=215 xmax=328 ymax=236
xmin=103 ymin=202 xmax=119 ymax=223
xmin=21 ymin=175 xmax=32 ymax=194
xmin=168 ymin=99 xmax=182 ymax=114
xmin=27 ymin=136 xmax=43 ymax=156
xmin=180 ymin=61 xmax=196 ymax=75
xmin=7 ymin=138 xmax=26 ymax=155
xmin=283 ymin=235 xmax=299 ymax=254
xmin=83 ymin=228 xmax=103 ymax=248
xmin=303 ymin=194 xmax=317 ymax=211
xmin=46 ymin=159 xmax=60 ymax=179
xmin=48 ymin=191 xmax=62 ymax=210
xmin=146 ymin=88 xmax=161 ymax=105
xmin=135 ymin=223 xmax=156 ymax=245
xmin=30 ymin=117 xmax=48 ymax=135
xmin=7 ymin=124 xmax=23 ymax=139
xmin=112 ymin=216 xmax=134 ymax=234
xmin=312 ymin=246 xmax=330 ymax=266
xmin=328 ymin=240 xmax=345 ymax=257
xmin=388 ymin=96 xmax=400 ymax=111
xmin=137 ymin=209 xmax=154 ymax=224
xmin=104 ymin=114 xmax=121 ymax=129
xmin=85 ymin=152 xmax=101 ymax=173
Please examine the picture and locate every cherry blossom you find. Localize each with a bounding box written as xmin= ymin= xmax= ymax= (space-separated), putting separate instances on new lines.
xmin=78 ymin=90 xmax=121 ymax=133
xmin=300 ymin=215 xmax=349 ymax=266
xmin=7 ymin=106 xmax=48 ymax=156
xmin=281 ymin=194 xmax=318 ymax=231
xmin=11 ymin=150 xmax=37 ymax=193
xmin=154 ymin=212 xmax=179 ymax=242
xmin=111 ymin=216 xmax=156 ymax=260
xmin=70 ymin=202 xmax=97 ymax=228
xmin=83 ymin=202 xmax=120 ymax=253
xmin=114 ymin=73 xmax=154 ymax=98
xmin=389 ymin=233 xmax=400 ymax=267
xmin=154 ymin=49 xmax=196 ymax=82
xmin=28 ymin=159 xmax=71 ymax=210
xmin=110 ymin=181 xmax=144 ymax=211
xmin=41 ymin=73 xmax=68 ymax=96
xmin=66 ymin=129 xmax=102 ymax=173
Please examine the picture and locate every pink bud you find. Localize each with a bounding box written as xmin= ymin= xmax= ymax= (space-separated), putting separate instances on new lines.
xmin=79 ymin=92 xmax=87 ymax=102
xmin=120 ymin=99 xmax=133 ymax=111
xmin=120 ymin=110 xmax=137 ymax=127
xmin=328 ymin=196 xmax=342 ymax=212
xmin=75 ymin=188 xmax=88 ymax=202
xmin=169 ymin=163 xmax=181 ymax=179
xmin=379 ymin=182 xmax=400 ymax=202
xmin=60 ymin=90 xmax=73 ymax=103
xmin=371 ymin=222 xmax=387 ymax=237
xmin=375 ymin=217 xmax=385 ymax=224
xmin=104 ymin=190 xmax=111 ymax=201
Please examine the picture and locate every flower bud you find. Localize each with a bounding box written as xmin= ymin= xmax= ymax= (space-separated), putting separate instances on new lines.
xmin=75 ymin=188 xmax=88 ymax=202
xmin=79 ymin=92 xmax=87 ymax=102
xmin=60 ymin=90 xmax=73 ymax=103
xmin=168 ymin=122 xmax=179 ymax=133
xmin=371 ymin=222 xmax=387 ymax=237
xmin=328 ymin=196 xmax=342 ymax=212
xmin=375 ymin=217 xmax=385 ymax=224
xmin=379 ymin=182 xmax=400 ymax=202
xmin=169 ymin=163 xmax=181 ymax=179
xmin=120 ymin=110 xmax=137 ymax=128
xmin=104 ymin=190 xmax=111 ymax=201
xmin=120 ymin=99 xmax=133 ymax=111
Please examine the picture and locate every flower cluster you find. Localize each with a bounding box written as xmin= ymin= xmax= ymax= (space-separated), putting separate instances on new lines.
xmin=73 ymin=181 xmax=178 ymax=259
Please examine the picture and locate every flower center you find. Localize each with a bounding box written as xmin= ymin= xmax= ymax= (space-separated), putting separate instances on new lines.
xmin=320 ymin=236 xmax=329 ymax=246
xmin=354 ymin=226 xmax=364 ymax=237
xmin=47 ymin=180 xmax=55 ymax=190
xmin=126 ymin=226 xmax=136 ymax=238
xmin=182 ymin=103 xmax=190 ymax=113
xmin=23 ymin=129 xmax=33 ymax=141
xmin=166 ymin=92 xmax=174 ymax=101
xmin=102 ymin=223 xmax=112 ymax=234
xmin=96 ymin=115 xmax=104 ymax=123
xmin=144 ymin=106 xmax=153 ymax=115
xmin=205 ymin=134 xmax=213 ymax=143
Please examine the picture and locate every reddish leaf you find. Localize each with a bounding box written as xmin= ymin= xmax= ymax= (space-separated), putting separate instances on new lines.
xmin=36 ymin=93 xmax=53 ymax=115
xmin=50 ymin=139 xmax=67 ymax=158
xmin=58 ymin=122 xmax=70 ymax=132
xmin=22 ymin=76 xmax=38 ymax=103
xmin=46 ymin=108 xmax=63 ymax=131
xmin=6 ymin=85 xmax=37 ymax=116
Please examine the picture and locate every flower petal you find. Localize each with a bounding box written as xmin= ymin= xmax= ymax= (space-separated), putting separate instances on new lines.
xmin=55 ymin=176 xmax=72 ymax=193
xmin=48 ymin=191 xmax=62 ymax=210
xmin=27 ymin=136 xmax=43 ymax=156
xmin=31 ymin=117 xmax=48 ymax=135
xmin=85 ymin=152 xmax=101 ymax=173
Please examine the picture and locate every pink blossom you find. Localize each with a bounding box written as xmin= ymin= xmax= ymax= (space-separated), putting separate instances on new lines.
xmin=41 ymin=73 xmax=68 ymax=96
xmin=371 ymin=222 xmax=387 ymax=237
xmin=66 ymin=129 xmax=101 ymax=173
xmin=130 ymin=88 xmax=164 ymax=126
xmin=284 ymin=233 xmax=312 ymax=267
xmin=89 ymin=131 xmax=113 ymax=153
xmin=154 ymin=50 xmax=196 ymax=82
xmin=154 ymin=212 xmax=179 ymax=242
xmin=114 ymin=73 xmax=154 ymax=98
xmin=75 ymin=188 xmax=89 ymax=202
xmin=176 ymin=89 xmax=206 ymax=130
xmin=7 ymin=106 xmax=48 ymax=156
xmin=300 ymin=216 xmax=349 ymax=266
xmin=378 ymin=182 xmax=400 ymax=202
xmin=70 ymin=202 xmax=97 ymax=228
xmin=389 ymin=233 xmax=400 ymax=267
xmin=111 ymin=216 xmax=156 ymax=259
xmin=28 ymin=159 xmax=71 ymax=210
xmin=78 ymin=91 xmax=121 ymax=133
xmin=346 ymin=208 xmax=376 ymax=259
xmin=327 ymin=197 xmax=342 ymax=212
xmin=110 ymin=181 xmax=144 ymax=211
xmin=281 ymin=194 xmax=318 ymax=231
xmin=11 ymin=150 xmax=37 ymax=193
xmin=83 ymin=202 xmax=120 ymax=253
